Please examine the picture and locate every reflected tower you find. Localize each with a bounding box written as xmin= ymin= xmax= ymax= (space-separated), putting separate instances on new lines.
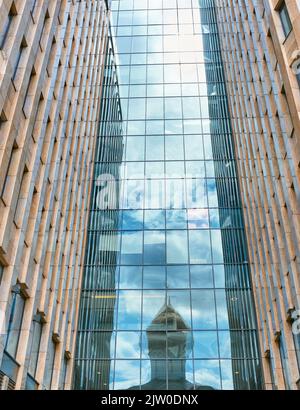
xmin=130 ymin=299 xmax=214 ymax=390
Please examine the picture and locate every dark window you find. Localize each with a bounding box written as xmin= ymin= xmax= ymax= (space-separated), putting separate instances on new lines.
xmin=25 ymin=373 xmax=39 ymax=390
xmin=293 ymin=332 xmax=300 ymax=375
xmin=1 ymin=142 xmax=19 ymax=206
xmin=5 ymin=285 xmax=26 ymax=358
xmin=297 ymin=72 xmax=300 ymax=89
xmin=28 ymin=314 xmax=43 ymax=379
xmin=278 ymin=2 xmax=292 ymax=38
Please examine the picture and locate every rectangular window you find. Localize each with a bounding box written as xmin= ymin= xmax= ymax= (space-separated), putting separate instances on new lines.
xmin=25 ymin=373 xmax=39 ymax=390
xmin=14 ymin=166 xmax=29 ymax=227
xmin=1 ymin=142 xmax=19 ymax=206
xmin=43 ymin=340 xmax=56 ymax=390
xmin=28 ymin=315 xmax=43 ymax=378
xmin=293 ymin=333 xmax=300 ymax=376
xmin=278 ymin=2 xmax=292 ymax=38
xmin=278 ymin=335 xmax=292 ymax=389
xmin=5 ymin=286 xmax=26 ymax=358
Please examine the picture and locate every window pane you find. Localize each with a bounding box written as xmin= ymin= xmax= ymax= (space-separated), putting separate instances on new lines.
xmin=211 ymin=230 xmax=224 ymax=263
xmin=119 ymin=266 xmax=142 ymax=289
xmin=167 ymin=290 xmax=191 ymax=328
xmin=121 ymin=231 xmax=143 ymax=264
xmin=166 ymin=210 xmax=187 ymax=229
xmin=114 ymin=360 xmax=141 ymax=389
xmin=117 ymin=291 xmax=142 ymax=330
xmin=167 ymin=265 xmax=189 ymax=288
xmin=115 ymin=332 xmax=141 ymax=358
xmin=142 ymin=290 xmax=166 ymax=330
xmin=166 ymin=230 xmax=188 ymax=264
xmin=143 ymin=266 xmax=166 ymax=289
xmin=190 ymin=265 xmax=213 ymax=288
xmin=185 ymin=135 xmax=204 ymax=160
xmin=144 ymin=230 xmax=166 ymax=264
xmin=193 ymin=331 xmax=219 ymax=358
xmin=187 ymin=209 xmax=209 ymax=229
xmin=146 ymin=135 xmax=164 ymax=160
xmin=189 ymin=230 xmax=211 ymax=264
xmin=5 ymin=292 xmax=25 ymax=358
xmin=279 ymin=3 xmax=292 ymax=37
xmin=144 ymin=210 xmax=165 ymax=229
xmin=126 ymin=137 xmax=145 ymax=160
xmin=215 ymin=289 xmax=229 ymax=329
xmin=165 ymin=135 xmax=184 ymax=160
xmin=122 ymin=210 xmax=143 ymax=230
xmin=191 ymin=290 xmax=216 ymax=329
xmin=194 ymin=360 xmax=221 ymax=389
xmin=28 ymin=320 xmax=42 ymax=377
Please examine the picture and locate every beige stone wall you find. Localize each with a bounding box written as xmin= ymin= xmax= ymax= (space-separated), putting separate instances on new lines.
xmin=216 ymin=0 xmax=300 ymax=390
xmin=0 ymin=0 xmax=109 ymax=389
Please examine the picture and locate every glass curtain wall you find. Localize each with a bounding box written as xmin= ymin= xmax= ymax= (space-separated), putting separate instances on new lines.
xmin=74 ymin=0 xmax=263 ymax=390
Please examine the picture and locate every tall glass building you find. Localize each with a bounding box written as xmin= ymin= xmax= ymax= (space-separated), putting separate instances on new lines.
xmin=74 ymin=0 xmax=264 ymax=390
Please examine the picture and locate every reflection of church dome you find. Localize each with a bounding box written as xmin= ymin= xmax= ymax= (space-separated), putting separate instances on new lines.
xmin=129 ymin=299 xmax=214 ymax=390
xmin=147 ymin=299 xmax=191 ymax=332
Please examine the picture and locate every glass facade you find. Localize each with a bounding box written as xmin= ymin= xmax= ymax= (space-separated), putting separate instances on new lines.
xmin=74 ymin=0 xmax=263 ymax=390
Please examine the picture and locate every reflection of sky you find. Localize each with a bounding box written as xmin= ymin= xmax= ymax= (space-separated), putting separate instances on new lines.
xmin=114 ymin=360 xmax=140 ymax=390
xmin=117 ymin=290 xmax=141 ymax=330
xmin=194 ymin=360 xmax=221 ymax=389
xmin=112 ymin=358 xmax=234 ymax=390
xmin=83 ymin=0 xmax=256 ymax=391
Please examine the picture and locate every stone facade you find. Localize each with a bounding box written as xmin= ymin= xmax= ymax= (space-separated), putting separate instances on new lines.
xmin=216 ymin=0 xmax=300 ymax=390
xmin=0 ymin=0 xmax=110 ymax=389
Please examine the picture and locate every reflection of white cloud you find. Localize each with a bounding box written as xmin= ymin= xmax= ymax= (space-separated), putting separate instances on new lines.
xmin=116 ymin=332 xmax=140 ymax=359
xmin=194 ymin=367 xmax=220 ymax=389
xmin=118 ymin=291 xmax=142 ymax=327
xmin=114 ymin=360 xmax=141 ymax=390
xmin=220 ymin=360 xmax=234 ymax=390
xmin=188 ymin=209 xmax=209 ymax=228
xmin=121 ymin=232 xmax=143 ymax=254
xmin=167 ymin=231 xmax=188 ymax=264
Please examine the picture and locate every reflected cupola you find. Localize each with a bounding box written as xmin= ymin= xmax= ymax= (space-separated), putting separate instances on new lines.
xmin=130 ymin=299 xmax=214 ymax=390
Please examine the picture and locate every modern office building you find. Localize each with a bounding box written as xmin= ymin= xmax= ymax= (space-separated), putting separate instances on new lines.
xmin=0 ymin=0 xmax=111 ymax=389
xmin=74 ymin=0 xmax=263 ymax=390
xmin=0 ymin=0 xmax=299 ymax=391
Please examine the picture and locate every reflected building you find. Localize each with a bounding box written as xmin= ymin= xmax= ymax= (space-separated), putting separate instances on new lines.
xmin=199 ymin=2 xmax=262 ymax=390
xmin=130 ymin=299 xmax=214 ymax=390
xmin=74 ymin=30 xmax=123 ymax=390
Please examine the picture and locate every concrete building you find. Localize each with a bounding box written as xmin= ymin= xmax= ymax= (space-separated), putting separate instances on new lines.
xmin=0 ymin=0 xmax=111 ymax=389
xmin=215 ymin=0 xmax=300 ymax=389
xmin=0 ymin=0 xmax=299 ymax=391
